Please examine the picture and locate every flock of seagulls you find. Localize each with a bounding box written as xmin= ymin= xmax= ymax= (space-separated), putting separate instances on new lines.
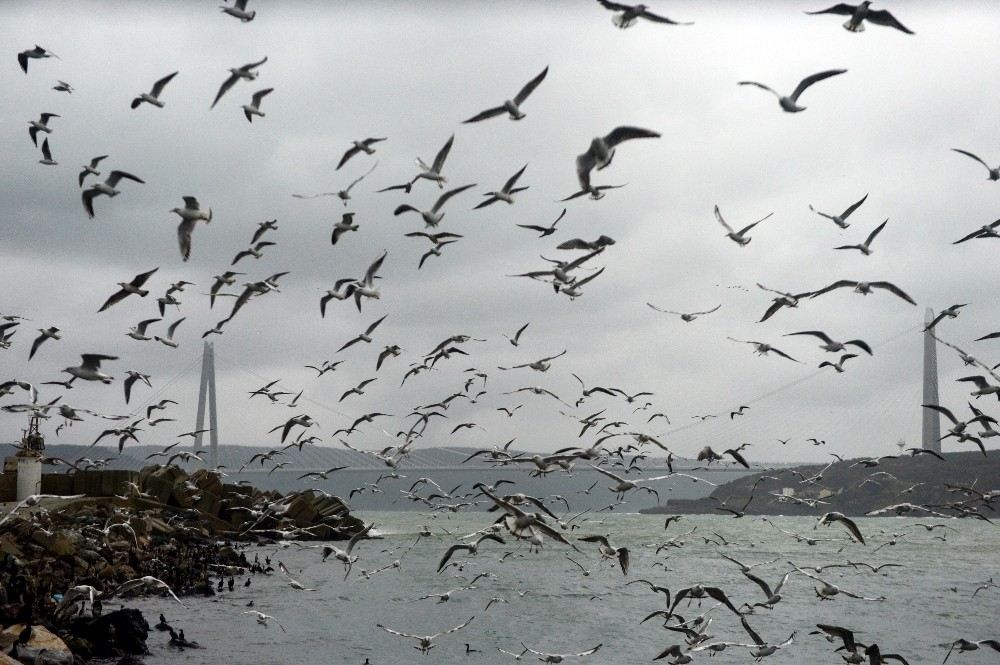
xmin=4 ymin=1 xmax=1000 ymax=664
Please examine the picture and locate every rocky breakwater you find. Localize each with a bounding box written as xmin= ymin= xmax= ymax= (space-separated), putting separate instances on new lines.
xmin=0 ymin=463 xmax=366 ymax=663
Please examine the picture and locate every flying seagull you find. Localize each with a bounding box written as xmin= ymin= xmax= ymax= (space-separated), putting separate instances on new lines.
xmin=517 ymin=208 xmax=567 ymax=237
xmin=806 ymin=2 xmax=914 ymax=34
xmin=242 ymin=87 xmax=274 ymax=122
xmin=595 ymin=1 xmax=692 ymax=28
xmin=211 ymin=56 xmax=268 ymax=109
xmin=376 ymin=617 xmax=475 ymax=654
xmin=647 ymin=303 xmax=720 ymax=322
xmin=28 ymin=113 xmax=59 ymax=147
xmin=99 ymin=268 xmax=159 ymax=312
xmin=394 ymin=184 xmax=477 ymax=227
xmin=18 ymin=45 xmax=59 ymax=74
xmin=575 ymin=126 xmax=659 ymax=198
xmin=171 ymin=196 xmax=213 ymax=262
xmin=82 ymin=170 xmax=145 ymax=219
xmin=714 ymin=206 xmax=772 ymax=246
xmin=337 ymin=137 xmax=386 ymax=170
xmin=834 ymin=219 xmax=888 ymax=255
xmin=79 ymin=155 xmax=109 ymax=188
xmin=475 ymin=164 xmax=530 ymax=208
xmin=738 ymin=69 xmax=847 ymax=112
xmin=131 ymin=71 xmax=179 ymax=109
xmin=951 ymin=148 xmax=999 ymax=181
xmin=463 ymin=66 xmax=549 ymax=123
xmin=38 ymin=138 xmax=57 ymax=166
xmin=784 ymin=331 xmax=872 ymax=355
xmin=809 ymin=193 xmax=867 ymax=229
xmin=411 ymin=134 xmax=455 ymax=189
xmin=809 ymin=280 xmax=916 ymax=305
xmin=221 ymin=0 xmax=256 ymax=21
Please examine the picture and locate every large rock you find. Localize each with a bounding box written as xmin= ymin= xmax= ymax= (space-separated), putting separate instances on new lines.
xmin=0 ymin=624 xmax=73 ymax=665
xmin=69 ymin=608 xmax=149 ymax=657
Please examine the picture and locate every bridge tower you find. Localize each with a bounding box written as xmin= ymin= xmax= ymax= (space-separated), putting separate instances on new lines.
xmin=194 ymin=341 xmax=219 ymax=468
xmin=922 ymin=308 xmax=941 ymax=453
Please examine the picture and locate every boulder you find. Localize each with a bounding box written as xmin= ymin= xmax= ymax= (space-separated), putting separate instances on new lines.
xmin=0 ymin=624 xmax=74 ymax=665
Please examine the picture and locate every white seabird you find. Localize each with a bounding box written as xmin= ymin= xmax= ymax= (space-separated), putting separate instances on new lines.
xmin=131 ymin=71 xmax=179 ymax=109
xmin=738 ymin=69 xmax=847 ymax=113
xmin=211 ymin=56 xmax=268 ymax=109
xmin=171 ymin=196 xmax=212 ymax=262
xmin=462 ymin=66 xmax=548 ymax=123
xmin=242 ymin=87 xmax=273 ymax=122
xmin=82 ymin=170 xmax=145 ymax=218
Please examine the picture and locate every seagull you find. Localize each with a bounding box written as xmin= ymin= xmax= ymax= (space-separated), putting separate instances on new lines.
xmin=499 ymin=350 xmax=566 ymax=372
xmin=209 ymin=272 xmax=243 ymax=308
xmin=242 ymin=87 xmax=274 ymax=122
xmin=130 ymin=71 xmax=179 ymax=109
xmin=340 ymin=378 xmax=377 ymax=402
xmin=819 ymin=353 xmax=857 ymax=373
xmin=806 ymin=2 xmax=914 ymax=34
xmin=816 ymin=512 xmax=865 ymax=544
xmin=113 ymin=576 xmax=185 ymax=607
xmin=78 ymin=155 xmax=108 ymax=188
xmin=521 ymin=642 xmax=602 ymax=663
xmin=320 ymin=523 xmax=374 ymax=577
xmin=503 ymin=323 xmax=530 ymax=347
xmin=557 ymin=236 xmax=615 ymax=251
xmin=575 ymin=126 xmax=659 ymax=197
xmin=418 ymin=239 xmax=459 ymax=269
xmin=462 ymin=66 xmax=548 ymax=123
xmin=154 ymin=318 xmax=185 ymax=349
xmin=338 ymin=315 xmax=387 ymax=352
xmin=738 ymin=69 xmax=847 ymax=112
xmin=211 ymin=56 xmax=268 ymax=109
xmin=595 ymin=1 xmax=691 ymax=28
xmin=578 ymin=534 xmax=629 ymax=575
xmin=38 ymin=138 xmax=57 ymax=166
xmin=221 ymin=0 xmax=256 ymax=21
xmin=783 ymin=331 xmax=872 ymax=355
xmin=924 ymin=304 xmax=968 ymax=331
xmin=242 ymin=611 xmax=285 ymax=632
xmin=958 ymin=376 xmax=1000 ymax=400
xmin=951 ymin=148 xmax=999 ymax=181
xmin=808 ymin=280 xmax=916 ymax=305
xmin=834 ymin=219 xmax=888 ymax=255
xmin=394 ymin=184 xmax=476 ymax=227
xmin=28 ymin=113 xmax=59 ymax=146
xmin=517 ymin=208 xmax=566 ymax=237
xmin=942 ymin=639 xmax=1000 ymax=664
xmin=18 ymin=45 xmax=59 ymax=73
xmin=337 ymin=138 xmax=386 ymax=170
xmin=727 ymin=338 xmax=801 ymax=363
xmin=99 ymin=268 xmax=159 ymax=312
xmin=809 ymin=194 xmax=867 ymax=229
xmin=437 ymin=533 xmax=506 ymax=572
xmin=331 ymin=213 xmax=360 ymax=245
xmin=411 ymin=134 xmax=455 ymax=189
xmin=714 ymin=206 xmax=772 ymax=246
xmin=953 ymin=218 xmax=1000 ymax=244
xmin=757 ymin=284 xmax=814 ymax=322
xmin=28 ymin=327 xmax=61 ymax=360
xmin=475 ymin=164 xmax=530 ymax=208
xmin=171 ymin=197 xmax=212 ymax=262
xmin=376 ymin=617 xmax=474 ymax=654
xmin=231 ymin=241 xmax=275 ymax=266
xmin=647 ymin=303 xmax=720 ymax=322
xmin=82 ymin=170 xmax=145 ymax=219
xmin=251 ymin=219 xmax=278 ymax=243
xmin=122 ymin=371 xmax=151 ymax=404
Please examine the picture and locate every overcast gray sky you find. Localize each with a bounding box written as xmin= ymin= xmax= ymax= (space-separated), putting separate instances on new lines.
xmin=2 ymin=1 xmax=998 ymax=463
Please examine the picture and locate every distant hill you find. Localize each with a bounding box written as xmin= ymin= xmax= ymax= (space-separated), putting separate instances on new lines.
xmin=641 ymin=450 xmax=1000 ymax=517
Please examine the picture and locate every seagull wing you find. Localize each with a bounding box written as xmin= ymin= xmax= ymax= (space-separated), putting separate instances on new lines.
xmin=431 ymin=134 xmax=455 ymax=172
xmin=865 ymin=9 xmax=914 ymax=34
xmin=951 ymin=148 xmax=992 ymax=171
xmin=603 ymin=126 xmax=661 ymax=148
xmin=809 ymin=280 xmax=857 ymax=298
xmin=805 ymin=3 xmax=856 ymax=16
xmin=432 ymin=183 xmax=477 ymax=212
xmin=251 ymin=87 xmax=274 ymax=106
xmin=513 ymin=66 xmax=548 ymax=105
xmin=462 ymin=105 xmax=507 ymax=124
xmin=433 ymin=616 xmax=475 ymax=638
xmin=790 ymin=69 xmax=847 ymax=102
xmin=785 ymin=330 xmax=834 ymax=345
xmin=869 ymin=281 xmax=916 ymax=305
xmin=502 ymin=164 xmax=528 ymax=192
xmin=211 ymin=72 xmax=240 ymax=109
xmin=364 ymin=250 xmax=388 ymax=283
xmin=589 ymin=464 xmax=626 ymax=483
xmin=865 ymin=218 xmax=888 ymax=246
xmin=106 ymin=170 xmax=145 ymax=187
xmin=151 ymin=71 xmax=179 ymax=97
xmin=639 ymin=9 xmax=690 ymax=24
xmin=922 ymin=403 xmax=958 ymax=425
xmin=737 ymin=212 xmax=774 ymax=235
xmin=838 ymin=193 xmax=869 ymax=220
xmin=713 ymin=205 xmax=735 ymax=233
xmin=737 ymin=80 xmax=781 ymax=98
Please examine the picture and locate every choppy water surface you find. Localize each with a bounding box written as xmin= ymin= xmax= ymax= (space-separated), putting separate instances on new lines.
xmin=129 ymin=512 xmax=999 ymax=664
